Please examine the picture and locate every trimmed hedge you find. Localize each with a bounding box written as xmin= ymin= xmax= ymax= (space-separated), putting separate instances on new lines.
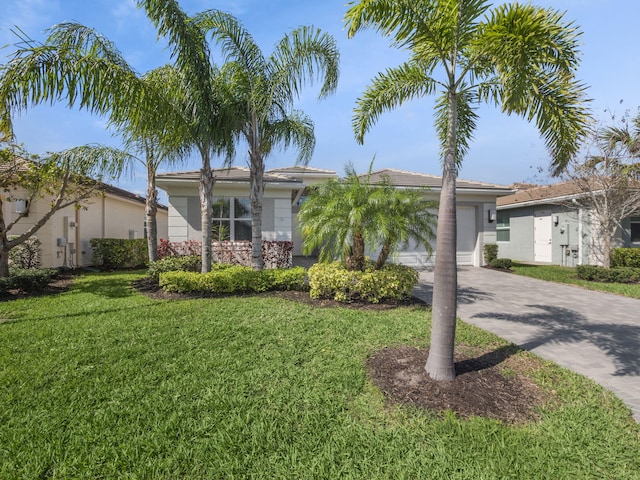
xmin=148 ymin=255 xmax=202 ymax=282
xmin=307 ymin=261 xmax=419 ymax=303
xmin=159 ymin=266 xmax=307 ymax=294
xmin=91 ymin=238 xmax=148 ymax=270
xmin=576 ymin=265 xmax=640 ymax=283
xmin=489 ymin=258 xmax=512 ymax=270
xmin=0 ymin=268 xmax=58 ymax=294
xmin=610 ymin=248 xmax=640 ymax=268
xmin=484 ymin=244 xmax=498 ymax=265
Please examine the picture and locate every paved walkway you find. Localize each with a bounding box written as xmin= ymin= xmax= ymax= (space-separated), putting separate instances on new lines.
xmin=414 ymin=267 xmax=640 ymax=422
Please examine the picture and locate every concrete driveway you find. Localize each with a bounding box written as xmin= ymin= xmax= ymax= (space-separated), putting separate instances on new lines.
xmin=414 ymin=267 xmax=640 ymax=422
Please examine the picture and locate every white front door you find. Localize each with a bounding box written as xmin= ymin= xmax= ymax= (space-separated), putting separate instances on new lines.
xmin=456 ymin=206 xmax=477 ymax=265
xmin=534 ymin=211 xmax=553 ymax=263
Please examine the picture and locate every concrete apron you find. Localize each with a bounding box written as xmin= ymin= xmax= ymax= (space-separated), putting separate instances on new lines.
xmin=414 ymin=267 xmax=640 ymax=422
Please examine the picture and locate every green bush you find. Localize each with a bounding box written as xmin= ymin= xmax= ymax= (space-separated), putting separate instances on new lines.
xmin=483 ymin=243 xmax=498 ymax=265
xmin=576 ymin=265 xmax=640 ymax=283
xmin=0 ymin=268 xmax=58 ymax=293
xmin=489 ymin=258 xmax=512 ymax=270
xmin=610 ymin=248 xmax=640 ymax=268
xmin=9 ymin=237 xmax=42 ymax=269
xmin=307 ymin=261 xmax=418 ymax=303
xmin=148 ymin=255 xmax=202 ymax=282
xmin=90 ymin=238 xmax=148 ymax=270
xmin=159 ymin=266 xmax=307 ymax=294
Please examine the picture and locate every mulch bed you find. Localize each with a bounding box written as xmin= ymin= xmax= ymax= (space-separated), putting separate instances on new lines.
xmin=367 ymin=345 xmax=551 ymax=424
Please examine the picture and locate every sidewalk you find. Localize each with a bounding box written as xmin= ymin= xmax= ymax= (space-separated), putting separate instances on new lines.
xmin=414 ymin=267 xmax=640 ymax=421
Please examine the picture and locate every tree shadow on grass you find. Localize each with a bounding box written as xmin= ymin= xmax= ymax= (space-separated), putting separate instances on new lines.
xmin=472 ymin=304 xmax=640 ymax=376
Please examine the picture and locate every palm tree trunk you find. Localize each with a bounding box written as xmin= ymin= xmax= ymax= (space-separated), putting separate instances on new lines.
xmin=0 ymin=198 xmax=8 ymax=278
xmin=145 ymin=147 xmax=159 ymax=264
xmin=200 ymin=153 xmax=214 ymax=273
xmin=375 ymin=242 xmax=391 ymax=270
xmin=250 ymin=152 xmax=264 ymax=270
xmin=425 ymin=90 xmax=458 ymax=381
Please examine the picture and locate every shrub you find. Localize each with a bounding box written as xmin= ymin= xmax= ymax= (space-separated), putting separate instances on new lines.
xmin=610 ymin=248 xmax=640 ymax=268
xmin=157 ymin=239 xmax=293 ymax=268
xmin=307 ymin=261 xmax=418 ymax=303
xmin=148 ymin=255 xmax=201 ymax=282
xmin=90 ymin=238 xmax=148 ymax=270
xmin=159 ymin=266 xmax=307 ymax=294
xmin=576 ymin=265 xmax=640 ymax=283
xmin=1 ymin=268 xmax=58 ymax=293
xmin=489 ymin=258 xmax=512 ymax=270
xmin=8 ymin=237 xmax=42 ymax=269
xmin=484 ymin=243 xmax=498 ymax=265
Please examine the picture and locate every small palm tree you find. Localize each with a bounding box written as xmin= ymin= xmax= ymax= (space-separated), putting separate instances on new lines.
xmin=345 ymin=0 xmax=591 ymax=380
xmin=298 ymin=163 xmax=437 ymax=271
xmin=194 ymin=11 xmax=340 ymax=270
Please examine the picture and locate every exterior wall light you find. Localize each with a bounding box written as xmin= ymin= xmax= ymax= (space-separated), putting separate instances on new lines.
xmin=488 ymin=209 xmax=496 ymax=223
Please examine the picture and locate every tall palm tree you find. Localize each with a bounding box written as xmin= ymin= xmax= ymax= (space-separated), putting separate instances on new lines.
xmin=298 ymin=162 xmax=437 ymax=270
xmin=0 ymin=23 xmax=188 ymax=264
xmin=192 ymin=11 xmax=340 ymax=270
xmin=344 ymin=0 xmax=591 ymax=380
xmin=139 ymin=1 xmax=242 ymax=273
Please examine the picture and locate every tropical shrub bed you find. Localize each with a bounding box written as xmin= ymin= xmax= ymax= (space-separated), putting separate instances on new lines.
xmin=147 ymin=255 xmax=202 ymax=282
xmin=159 ymin=266 xmax=307 ymax=294
xmin=0 ymin=268 xmax=58 ymax=294
xmin=307 ymin=261 xmax=419 ymax=303
xmin=576 ymin=265 xmax=640 ymax=283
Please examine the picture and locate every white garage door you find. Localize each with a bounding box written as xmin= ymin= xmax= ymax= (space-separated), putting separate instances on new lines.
xmin=394 ymin=205 xmax=478 ymax=267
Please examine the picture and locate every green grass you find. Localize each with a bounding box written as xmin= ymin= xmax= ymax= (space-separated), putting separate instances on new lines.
xmin=511 ymin=262 xmax=640 ymax=299
xmin=1 ymin=271 xmax=639 ymax=479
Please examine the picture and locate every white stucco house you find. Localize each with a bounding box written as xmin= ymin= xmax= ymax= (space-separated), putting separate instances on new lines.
xmin=2 ymin=183 xmax=168 ymax=269
xmin=156 ymin=166 xmax=513 ymax=268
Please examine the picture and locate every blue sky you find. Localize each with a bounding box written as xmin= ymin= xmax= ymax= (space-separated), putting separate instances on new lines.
xmin=1 ymin=0 xmax=638 ymax=199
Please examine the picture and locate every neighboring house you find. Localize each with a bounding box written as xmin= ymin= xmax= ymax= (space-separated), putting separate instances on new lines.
xmin=2 ymin=184 xmax=168 ymax=269
xmin=497 ymin=182 xmax=640 ymax=266
xmin=156 ymin=166 xmax=513 ymax=268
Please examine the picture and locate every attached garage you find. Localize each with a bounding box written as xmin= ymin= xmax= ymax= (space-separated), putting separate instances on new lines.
xmin=362 ymin=169 xmax=514 ymax=268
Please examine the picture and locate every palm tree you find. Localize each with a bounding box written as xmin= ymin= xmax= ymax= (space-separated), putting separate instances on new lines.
xmin=0 ymin=23 xmax=188 ymax=265
xmin=344 ymin=0 xmax=591 ymax=380
xmin=192 ymin=11 xmax=340 ymax=270
xmin=298 ymin=163 xmax=437 ymax=270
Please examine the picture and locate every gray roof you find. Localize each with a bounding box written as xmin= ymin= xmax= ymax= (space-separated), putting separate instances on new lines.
xmin=156 ymin=167 xmax=302 ymax=184
xmin=363 ymin=168 xmax=513 ymax=192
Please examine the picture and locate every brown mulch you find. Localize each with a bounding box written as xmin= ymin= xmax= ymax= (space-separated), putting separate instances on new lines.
xmin=0 ymin=273 xmax=75 ymax=301
xmin=367 ymin=345 xmax=552 ymax=424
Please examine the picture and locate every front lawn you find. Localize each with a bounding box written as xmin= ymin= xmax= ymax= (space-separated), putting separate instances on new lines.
xmin=1 ymin=271 xmax=639 ymax=478
xmin=511 ymin=262 xmax=640 ymax=299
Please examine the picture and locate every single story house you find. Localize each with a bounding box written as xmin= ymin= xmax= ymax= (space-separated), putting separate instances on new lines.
xmin=496 ymin=181 xmax=640 ymax=266
xmin=156 ymin=166 xmax=513 ymax=268
xmin=2 ymin=183 xmax=168 ymax=269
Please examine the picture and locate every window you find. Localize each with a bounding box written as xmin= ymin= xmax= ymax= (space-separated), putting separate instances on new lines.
xmin=212 ymin=197 xmax=252 ymax=241
xmin=631 ymin=217 xmax=640 ymax=244
xmin=496 ymin=211 xmax=510 ymax=242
